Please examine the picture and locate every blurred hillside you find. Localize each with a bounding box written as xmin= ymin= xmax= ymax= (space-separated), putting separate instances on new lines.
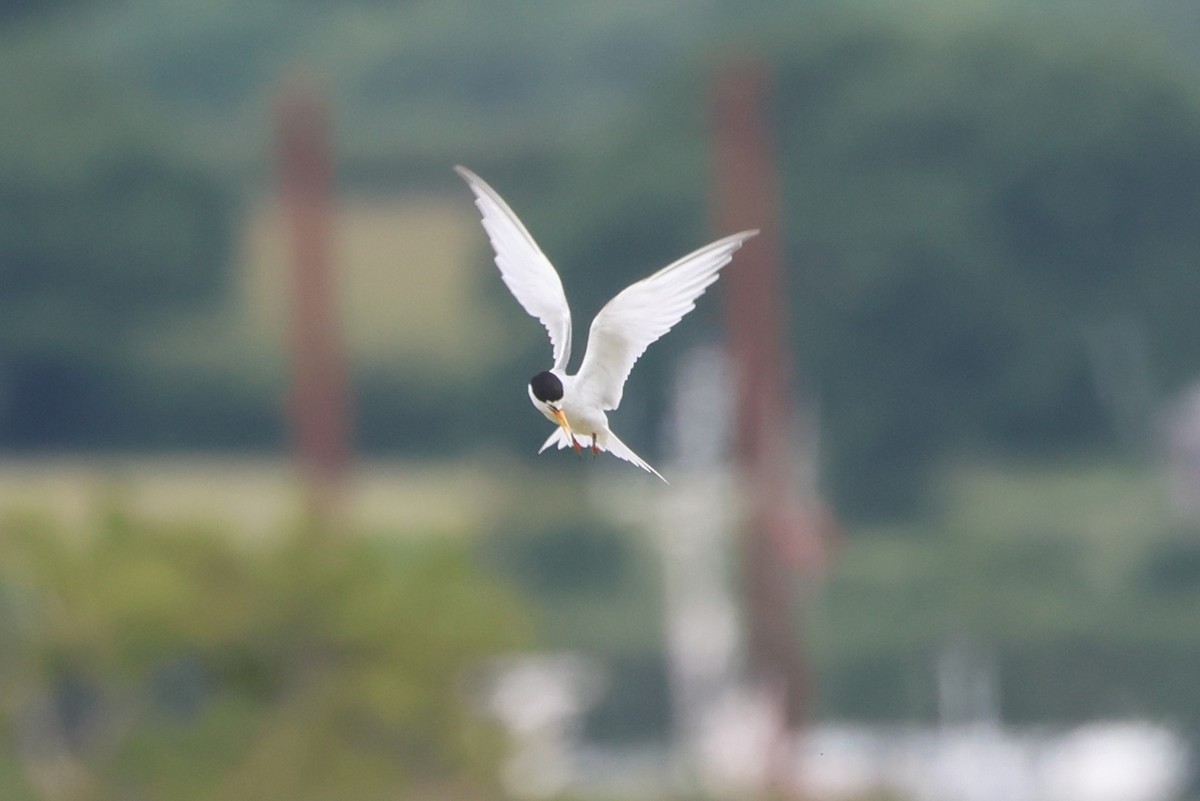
xmin=4 ymin=0 xmax=1200 ymax=512
xmin=21 ymin=0 xmax=1200 ymax=174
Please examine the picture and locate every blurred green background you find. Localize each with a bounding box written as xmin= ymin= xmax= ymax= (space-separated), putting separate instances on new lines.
xmin=3 ymin=0 xmax=1200 ymax=798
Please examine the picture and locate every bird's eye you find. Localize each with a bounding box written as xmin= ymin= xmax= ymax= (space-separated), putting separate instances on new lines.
xmin=529 ymin=371 xmax=563 ymax=403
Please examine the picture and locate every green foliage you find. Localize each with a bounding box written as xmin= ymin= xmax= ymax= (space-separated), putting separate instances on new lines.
xmin=0 ymin=35 xmax=234 ymax=449
xmin=0 ymin=508 xmax=529 ymax=800
xmin=480 ymin=512 xmax=672 ymax=741
xmin=808 ymin=460 xmax=1200 ymax=724
xmin=558 ymin=10 xmax=1200 ymax=518
xmin=483 ymin=520 xmax=630 ymax=597
xmin=482 ymin=516 xmax=664 ymax=659
xmin=6 ymin=1 xmax=1200 ymax=515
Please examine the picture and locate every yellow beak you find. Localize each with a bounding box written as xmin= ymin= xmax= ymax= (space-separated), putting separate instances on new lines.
xmin=551 ymin=407 xmax=573 ymax=438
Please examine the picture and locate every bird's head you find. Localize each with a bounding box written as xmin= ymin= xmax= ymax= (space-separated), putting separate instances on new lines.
xmin=528 ymin=370 xmax=572 ymax=434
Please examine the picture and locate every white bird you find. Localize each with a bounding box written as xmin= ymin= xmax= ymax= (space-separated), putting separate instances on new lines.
xmin=456 ymin=165 xmax=757 ymax=482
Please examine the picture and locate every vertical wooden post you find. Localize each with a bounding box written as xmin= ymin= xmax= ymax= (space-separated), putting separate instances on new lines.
xmin=711 ymin=62 xmax=810 ymax=779
xmin=277 ymin=82 xmax=351 ymax=520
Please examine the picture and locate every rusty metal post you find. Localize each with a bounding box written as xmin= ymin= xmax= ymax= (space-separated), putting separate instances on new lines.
xmin=277 ymin=82 xmax=352 ymax=520
xmin=711 ymin=61 xmax=810 ymax=769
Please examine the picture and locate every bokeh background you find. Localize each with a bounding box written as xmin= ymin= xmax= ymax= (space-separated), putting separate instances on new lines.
xmin=3 ymin=0 xmax=1200 ymax=799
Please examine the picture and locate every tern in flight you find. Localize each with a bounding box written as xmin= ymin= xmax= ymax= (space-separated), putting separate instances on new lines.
xmin=456 ymin=166 xmax=757 ymax=482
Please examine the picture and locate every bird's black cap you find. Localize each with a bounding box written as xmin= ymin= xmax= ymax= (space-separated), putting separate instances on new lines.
xmin=529 ymin=371 xmax=563 ymax=403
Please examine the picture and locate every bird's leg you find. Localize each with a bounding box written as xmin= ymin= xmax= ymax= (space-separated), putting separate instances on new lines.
xmin=591 ymin=434 xmax=600 ymax=458
xmin=571 ymin=436 xmax=582 ymax=457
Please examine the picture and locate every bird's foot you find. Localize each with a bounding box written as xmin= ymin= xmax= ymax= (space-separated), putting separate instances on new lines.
xmin=571 ymin=436 xmax=582 ymax=457
xmin=591 ymin=434 xmax=600 ymax=458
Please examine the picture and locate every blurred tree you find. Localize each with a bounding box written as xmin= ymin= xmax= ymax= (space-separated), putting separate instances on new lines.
xmin=556 ymin=11 xmax=1200 ymax=518
xmin=0 ymin=509 xmax=528 ymax=800
xmin=888 ymin=520 xmax=1200 ymax=726
xmin=479 ymin=508 xmax=673 ymax=742
xmin=807 ymin=462 xmax=1200 ymax=726
xmin=783 ymin=20 xmax=1200 ymax=517
xmin=0 ymin=38 xmax=233 ymax=449
xmin=0 ymin=0 xmax=92 ymax=25
xmin=9 ymin=0 xmax=1200 ymax=481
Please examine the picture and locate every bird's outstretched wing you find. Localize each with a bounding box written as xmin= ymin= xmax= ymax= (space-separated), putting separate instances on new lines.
xmin=455 ymin=166 xmax=572 ymax=372
xmin=575 ymin=230 xmax=758 ymax=411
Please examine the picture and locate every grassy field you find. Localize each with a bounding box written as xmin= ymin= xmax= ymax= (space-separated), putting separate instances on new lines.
xmin=138 ymin=191 xmax=522 ymax=394
xmin=0 ymin=455 xmax=521 ymax=539
xmin=234 ymin=193 xmax=517 ymax=376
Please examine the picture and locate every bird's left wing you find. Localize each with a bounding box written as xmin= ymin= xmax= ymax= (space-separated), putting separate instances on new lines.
xmin=455 ymin=166 xmax=573 ymax=372
xmin=575 ymin=230 xmax=758 ymax=411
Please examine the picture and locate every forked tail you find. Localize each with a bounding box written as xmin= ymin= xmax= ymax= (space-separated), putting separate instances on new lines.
xmin=538 ymin=427 xmax=667 ymax=483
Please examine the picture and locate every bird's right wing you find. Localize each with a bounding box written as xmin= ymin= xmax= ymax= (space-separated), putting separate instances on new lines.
xmin=455 ymin=166 xmax=572 ymax=372
xmin=575 ymin=230 xmax=758 ymax=411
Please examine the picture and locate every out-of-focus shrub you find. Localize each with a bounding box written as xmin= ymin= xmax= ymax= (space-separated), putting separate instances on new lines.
xmin=0 ymin=508 xmax=529 ymax=801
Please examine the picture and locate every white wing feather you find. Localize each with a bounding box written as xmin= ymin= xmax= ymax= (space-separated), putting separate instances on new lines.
xmin=455 ymin=166 xmax=572 ymax=372
xmin=575 ymin=230 xmax=758 ymax=410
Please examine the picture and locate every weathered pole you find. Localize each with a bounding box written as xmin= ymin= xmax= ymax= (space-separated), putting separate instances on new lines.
xmin=277 ymin=82 xmax=352 ymax=521
xmin=711 ymin=62 xmax=811 ymax=790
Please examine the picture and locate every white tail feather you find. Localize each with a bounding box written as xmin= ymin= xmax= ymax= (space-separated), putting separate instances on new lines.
xmin=537 ymin=428 xmax=666 ymax=482
xmin=539 ymin=427 xmax=579 ymax=453
xmin=599 ymin=430 xmax=667 ymax=483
